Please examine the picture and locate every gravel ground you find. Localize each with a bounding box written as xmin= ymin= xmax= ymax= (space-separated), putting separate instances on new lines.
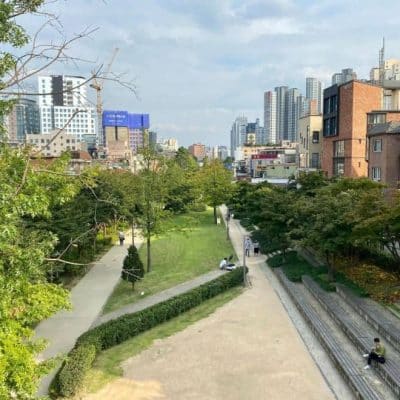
xmin=118 ymin=261 xmax=335 ymax=400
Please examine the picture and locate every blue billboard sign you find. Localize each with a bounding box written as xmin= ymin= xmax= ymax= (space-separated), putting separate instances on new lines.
xmin=103 ymin=110 xmax=150 ymax=129
xmin=102 ymin=110 xmax=129 ymax=127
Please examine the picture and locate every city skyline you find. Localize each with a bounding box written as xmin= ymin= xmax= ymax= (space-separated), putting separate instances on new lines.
xmin=20 ymin=0 xmax=400 ymax=146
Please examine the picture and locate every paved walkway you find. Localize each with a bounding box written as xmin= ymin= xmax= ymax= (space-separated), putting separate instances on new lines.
xmin=93 ymin=269 xmax=226 ymax=327
xmin=35 ymin=231 xmax=142 ymax=396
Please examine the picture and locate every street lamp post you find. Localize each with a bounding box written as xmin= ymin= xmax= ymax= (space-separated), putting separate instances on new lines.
xmin=131 ymin=220 xmax=135 ymax=246
xmin=226 ymin=210 xmax=230 ymax=240
xmin=242 ymin=236 xmax=247 ymax=287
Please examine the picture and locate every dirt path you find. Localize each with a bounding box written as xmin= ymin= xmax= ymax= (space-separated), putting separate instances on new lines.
xmin=116 ymin=262 xmax=335 ymax=400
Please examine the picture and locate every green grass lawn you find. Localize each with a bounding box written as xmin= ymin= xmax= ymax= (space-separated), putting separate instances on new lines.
xmin=102 ymin=209 xmax=236 ymax=314
xmin=80 ymin=287 xmax=243 ymax=395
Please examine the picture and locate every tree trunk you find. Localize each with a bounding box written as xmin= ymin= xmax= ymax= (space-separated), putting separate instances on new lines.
xmin=131 ymin=220 xmax=135 ymax=245
xmin=213 ymin=205 xmax=217 ymax=224
xmin=147 ymin=232 xmax=151 ymax=273
xmin=326 ymin=252 xmax=334 ymax=281
xmin=131 ymin=280 xmax=135 ymax=291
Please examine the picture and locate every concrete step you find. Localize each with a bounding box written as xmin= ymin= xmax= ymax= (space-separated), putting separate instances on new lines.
xmin=303 ymin=276 xmax=400 ymax=399
xmin=274 ymin=269 xmax=385 ymax=400
xmin=336 ymin=284 xmax=400 ymax=352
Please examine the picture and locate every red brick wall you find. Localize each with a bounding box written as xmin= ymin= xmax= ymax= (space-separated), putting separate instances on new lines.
xmin=330 ymin=82 xmax=382 ymax=178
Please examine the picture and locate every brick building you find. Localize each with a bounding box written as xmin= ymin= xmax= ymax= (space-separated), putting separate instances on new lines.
xmin=367 ymin=121 xmax=400 ymax=187
xmin=188 ymin=143 xmax=206 ymax=160
xmin=322 ymin=81 xmax=381 ymax=177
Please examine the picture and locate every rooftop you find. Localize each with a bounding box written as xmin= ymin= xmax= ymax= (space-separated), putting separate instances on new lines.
xmin=367 ymin=121 xmax=400 ymax=136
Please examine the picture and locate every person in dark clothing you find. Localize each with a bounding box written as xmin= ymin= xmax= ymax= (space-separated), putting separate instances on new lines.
xmin=118 ymin=231 xmax=125 ymax=246
xmin=363 ymin=337 xmax=386 ymax=369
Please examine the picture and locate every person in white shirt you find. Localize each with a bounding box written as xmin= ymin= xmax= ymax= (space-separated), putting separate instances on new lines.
xmin=219 ymin=257 xmax=235 ymax=271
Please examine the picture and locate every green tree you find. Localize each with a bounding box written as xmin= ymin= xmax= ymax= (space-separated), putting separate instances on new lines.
xmin=351 ymin=190 xmax=400 ymax=269
xmin=248 ymin=186 xmax=293 ymax=257
xmin=136 ymin=147 xmax=170 ymax=272
xmin=122 ymin=245 xmax=144 ymax=290
xmin=291 ymin=178 xmax=381 ymax=278
xmin=199 ymin=159 xmax=232 ymax=224
xmin=0 ymin=2 xmax=138 ymax=396
xmin=164 ymin=149 xmax=200 ymax=214
xmin=0 ymin=146 xmax=80 ymax=398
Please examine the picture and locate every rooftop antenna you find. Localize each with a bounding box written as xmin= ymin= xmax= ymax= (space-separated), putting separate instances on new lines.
xmin=379 ymin=37 xmax=385 ymax=86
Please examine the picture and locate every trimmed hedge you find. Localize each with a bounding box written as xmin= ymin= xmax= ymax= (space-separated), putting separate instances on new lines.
xmin=55 ymin=344 xmax=96 ymax=397
xmin=51 ymin=267 xmax=245 ymax=397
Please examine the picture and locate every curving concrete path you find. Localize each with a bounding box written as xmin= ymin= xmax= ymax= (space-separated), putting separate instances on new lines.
xmin=35 ymin=231 xmax=142 ymax=396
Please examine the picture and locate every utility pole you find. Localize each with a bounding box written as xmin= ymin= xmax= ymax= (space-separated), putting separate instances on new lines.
xmin=242 ymin=236 xmax=247 ymax=287
xmin=226 ymin=210 xmax=230 ymax=240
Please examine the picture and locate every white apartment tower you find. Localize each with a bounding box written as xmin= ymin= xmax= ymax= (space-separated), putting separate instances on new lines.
xmin=287 ymin=88 xmax=301 ymax=142
xmin=38 ymin=75 xmax=96 ymax=142
xmin=306 ymin=77 xmax=322 ymax=114
xmin=264 ymin=91 xmax=277 ymax=144
xmin=275 ymin=86 xmax=288 ymax=142
xmin=230 ymin=116 xmax=248 ymax=157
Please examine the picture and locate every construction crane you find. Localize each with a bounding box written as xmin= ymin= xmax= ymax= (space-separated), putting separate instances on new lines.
xmin=90 ymin=47 xmax=119 ymax=151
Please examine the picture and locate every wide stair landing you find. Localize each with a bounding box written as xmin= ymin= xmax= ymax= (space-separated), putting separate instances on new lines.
xmin=273 ymin=267 xmax=399 ymax=400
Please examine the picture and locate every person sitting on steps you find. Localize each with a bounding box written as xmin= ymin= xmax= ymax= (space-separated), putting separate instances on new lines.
xmin=363 ymin=337 xmax=386 ymax=369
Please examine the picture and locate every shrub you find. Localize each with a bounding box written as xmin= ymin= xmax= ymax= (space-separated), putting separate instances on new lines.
xmin=267 ymin=254 xmax=286 ymax=268
xmin=336 ymin=263 xmax=399 ymax=302
xmin=188 ymin=202 xmax=207 ymax=212
xmin=121 ymin=245 xmax=144 ymax=290
xmin=268 ymin=251 xmax=336 ymax=292
xmin=52 ymin=344 xmax=96 ymax=397
xmin=52 ymin=267 xmax=244 ymax=397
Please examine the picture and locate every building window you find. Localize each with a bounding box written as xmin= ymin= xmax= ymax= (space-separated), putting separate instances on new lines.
xmin=312 ymin=131 xmax=319 ymax=144
xmin=330 ymin=118 xmax=337 ymax=135
xmin=333 ymin=158 xmax=345 ymax=176
xmin=323 ymin=119 xmax=330 ymax=136
xmin=372 ymin=167 xmax=381 ymax=181
xmin=323 ymin=98 xmax=329 ymax=115
xmin=334 ymin=140 xmax=345 ymax=157
xmin=330 ymin=95 xmax=337 ymax=113
xmin=368 ymin=113 xmax=386 ymax=125
xmin=311 ymin=153 xmax=320 ymax=168
xmin=373 ymin=138 xmax=382 ymax=152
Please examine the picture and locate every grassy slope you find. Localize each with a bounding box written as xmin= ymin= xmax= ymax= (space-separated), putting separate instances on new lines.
xmin=80 ymin=287 xmax=242 ymax=395
xmin=102 ymin=209 xmax=236 ymax=314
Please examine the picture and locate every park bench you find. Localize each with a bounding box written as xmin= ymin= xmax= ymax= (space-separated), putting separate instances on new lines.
xmin=274 ymin=269 xmax=383 ymax=400
xmin=336 ymin=284 xmax=400 ymax=353
xmin=303 ymin=276 xmax=400 ymax=398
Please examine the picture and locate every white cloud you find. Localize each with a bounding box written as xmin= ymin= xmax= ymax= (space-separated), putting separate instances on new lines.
xmin=16 ymin=0 xmax=400 ymax=146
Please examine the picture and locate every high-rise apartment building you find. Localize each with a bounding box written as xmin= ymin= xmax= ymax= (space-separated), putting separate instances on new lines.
xmin=230 ymin=116 xmax=248 ymax=157
xmin=38 ymin=75 xmax=87 ymax=107
xmin=275 ymin=86 xmax=288 ymax=142
xmin=306 ymin=77 xmax=322 ymax=114
xmin=5 ymin=98 xmax=40 ymax=141
xmin=287 ymin=88 xmax=301 ymax=142
xmin=264 ymin=91 xmax=277 ymax=144
xmin=38 ymin=75 xmax=97 ymax=143
xmin=331 ymin=68 xmax=357 ymax=85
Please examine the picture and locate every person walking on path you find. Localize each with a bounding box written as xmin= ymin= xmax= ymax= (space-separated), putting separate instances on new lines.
xmin=118 ymin=231 xmax=125 ymax=246
xmin=245 ymin=237 xmax=252 ymax=257
xmin=363 ymin=337 xmax=386 ymax=369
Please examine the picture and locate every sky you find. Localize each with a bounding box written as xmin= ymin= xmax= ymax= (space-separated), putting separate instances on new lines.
xmin=21 ymin=0 xmax=400 ymax=147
